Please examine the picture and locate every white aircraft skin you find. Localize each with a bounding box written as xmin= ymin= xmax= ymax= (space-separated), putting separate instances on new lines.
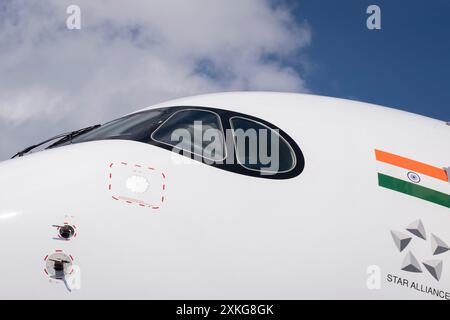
xmin=0 ymin=92 xmax=448 ymax=299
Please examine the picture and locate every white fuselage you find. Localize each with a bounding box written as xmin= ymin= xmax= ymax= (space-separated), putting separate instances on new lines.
xmin=0 ymin=92 xmax=448 ymax=299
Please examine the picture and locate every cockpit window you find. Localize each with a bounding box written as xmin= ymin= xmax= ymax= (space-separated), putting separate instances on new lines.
xmin=230 ymin=117 xmax=296 ymax=174
xmin=33 ymin=105 xmax=304 ymax=180
xmin=151 ymin=109 xmax=226 ymax=161
xmin=49 ymin=110 xmax=165 ymax=148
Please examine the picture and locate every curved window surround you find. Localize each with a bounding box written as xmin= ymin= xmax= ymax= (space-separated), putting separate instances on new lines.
xmin=151 ymin=109 xmax=226 ymax=162
xmin=230 ymin=116 xmax=297 ymax=175
xmin=43 ymin=105 xmax=304 ymax=179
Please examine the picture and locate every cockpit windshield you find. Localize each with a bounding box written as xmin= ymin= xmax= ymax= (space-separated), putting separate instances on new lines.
xmin=11 ymin=105 xmax=304 ymax=179
xmin=48 ymin=109 xmax=167 ymax=149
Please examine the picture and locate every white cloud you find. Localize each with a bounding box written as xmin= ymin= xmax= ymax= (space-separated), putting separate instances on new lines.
xmin=0 ymin=0 xmax=311 ymax=159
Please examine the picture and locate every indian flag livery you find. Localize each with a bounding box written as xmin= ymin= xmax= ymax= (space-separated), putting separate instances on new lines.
xmin=375 ymin=149 xmax=450 ymax=208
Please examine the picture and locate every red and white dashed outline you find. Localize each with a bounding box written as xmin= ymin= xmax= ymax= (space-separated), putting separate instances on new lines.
xmin=53 ymin=222 xmax=78 ymax=241
xmin=108 ymin=162 xmax=166 ymax=210
xmin=43 ymin=250 xmax=75 ymax=277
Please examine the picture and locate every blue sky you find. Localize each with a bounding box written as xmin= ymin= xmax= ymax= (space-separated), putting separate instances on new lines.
xmin=287 ymin=0 xmax=450 ymax=121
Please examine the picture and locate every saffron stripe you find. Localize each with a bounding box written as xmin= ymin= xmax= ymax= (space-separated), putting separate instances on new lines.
xmin=375 ymin=149 xmax=448 ymax=182
xmin=378 ymin=173 xmax=450 ymax=208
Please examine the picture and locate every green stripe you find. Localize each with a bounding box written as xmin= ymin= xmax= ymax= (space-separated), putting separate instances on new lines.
xmin=378 ymin=173 xmax=450 ymax=208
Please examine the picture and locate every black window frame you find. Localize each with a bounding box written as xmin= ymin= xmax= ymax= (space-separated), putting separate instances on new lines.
xmin=229 ymin=115 xmax=297 ymax=175
xmin=150 ymin=108 xmax=227 ymax=162
xmin=45 ymin=105 xmax=305 ymax=180
xmin=148 ymin=106 xmax=304 ymax=180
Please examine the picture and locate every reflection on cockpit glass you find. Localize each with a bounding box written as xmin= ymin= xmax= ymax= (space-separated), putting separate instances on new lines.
xmin=152 ymin=109 xmax=226 ymax=161
xmin=49 ymin=110 xmax=165 ymax=148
